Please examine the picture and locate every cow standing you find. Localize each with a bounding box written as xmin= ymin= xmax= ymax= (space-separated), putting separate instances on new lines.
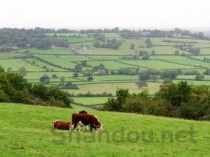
xmin=70 ymin=113 xmax=104 ymax=131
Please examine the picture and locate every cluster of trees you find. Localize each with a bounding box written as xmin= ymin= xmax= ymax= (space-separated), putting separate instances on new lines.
xmin=0 ymin=66 xmax=71 ymax=107
xmin=0 ymin=28 xmax=69 ymax=50
xmin=104 ymin=81 xmax=210 ymax=120
xmin=94 ymin=39 xmax=122 ymax=49
xmin=120 ymin=28 xmax=209 ymax=39
xmin=70 ymin=91 xmax=112 ymax=97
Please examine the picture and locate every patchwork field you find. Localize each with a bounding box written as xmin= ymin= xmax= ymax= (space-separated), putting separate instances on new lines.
xmin=1 ymin=34 xmax=210 ymax=106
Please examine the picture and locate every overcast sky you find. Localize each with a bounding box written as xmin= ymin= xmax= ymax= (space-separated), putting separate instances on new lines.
xmin=0 ymin=0 xmax=210 ymax=29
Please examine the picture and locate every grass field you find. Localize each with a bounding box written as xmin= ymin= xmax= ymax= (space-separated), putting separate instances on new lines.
xmin=0 ymin=103 xmax=210 ymax=157
xmin=67 ymin=82 xmax=161 ymax=95
xmin=0 ymin=59 xmax=44 ymax=71
xmin=73 ymin=97 xmax=108 ymax=105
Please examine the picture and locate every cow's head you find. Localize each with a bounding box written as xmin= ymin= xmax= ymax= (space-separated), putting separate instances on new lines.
xmin=95 ymin=124 xmax=105 ymax=131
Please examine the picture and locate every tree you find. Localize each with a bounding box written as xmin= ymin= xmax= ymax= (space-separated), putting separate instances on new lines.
xmin=136 ymin=80 xmax=148 ymax=89
xmin=145 ymin=38 xmax=152 ymax=48
xmin=52 ymin=74 xmax=57 ymax=78
xmin=195 ymin=75 xmax=205 ymax=81
xmin=138 ymin=70 xmax=151 ymax=81
xmin=157 ymin=81 xmax=192 ymax=107
xmin=94 ymin=40 xmax=100 ymax=48
xmin=18 ymin=67 xmax=27 ymax=77
xmin=160 ymin=70 xmax=179 ymax=80
xmin=60 ymin=77 xmax=65 ymax=83
xmin=130 ymin=43 xmax=135 ymax=49
xmin=74 ymin=64 xmax=82 ymax=72
xmin=174 ymin=50 xmax=180 ymax=55
xmin=81 ymin=61 xmax=87 ymax=67
xmin=40 ymin=75 xmax=50 ymax=84
xmin=151 ymin=49 xmax=156 ymax=55
xmin=104 ymin=88 xmax=129 ymax=111
xmin=87 ymin=76 xmax=93 ymax=81
xmin=189 ymin=47 xmax=200 ymax=55
xmin=73 ymin=72 xmax=79 ymax=77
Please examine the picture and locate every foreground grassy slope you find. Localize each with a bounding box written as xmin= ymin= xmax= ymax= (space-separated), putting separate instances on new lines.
xmin=0 ymin=103 xmax=210 ymax=157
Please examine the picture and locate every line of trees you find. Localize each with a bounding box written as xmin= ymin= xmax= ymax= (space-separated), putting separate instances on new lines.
xmin=103 ymin=81 xmax=210 ymax=120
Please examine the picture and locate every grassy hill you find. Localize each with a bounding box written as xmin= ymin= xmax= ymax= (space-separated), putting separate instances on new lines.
xmin=0 ymin=103 xmax=210 ymax=157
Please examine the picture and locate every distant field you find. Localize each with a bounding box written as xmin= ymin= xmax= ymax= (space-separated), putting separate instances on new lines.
xmin=77 ymin=48 xmax=132 ymax=55
xmin=57 ymin=55 xmax=92 ymax=62
xmin=25 ymin=58 xmax=64 ymax=71
xmin=151 ymin=56 xmax=210 ymax=68
xmin=0 ymin=59 xmax=43 ymax=71
xmin=93 ymin=75 xmax=138 ymax=82
xmin=119 ymin=59 xmax=195 ymax=70
xmin=200 ymin=47 xmax=210 ymax=54
xmin=87 ymin=60 xmax=133 ymax=69
xmin=66 ymin=82 xmax=161 ymax=95
xmin=66 ymin=37 xmax=94 ymax=44
xmin=25 ymin=71 xmax=76 ymax=80
xmin=23 ymin=48 xmax=76 ymax=55
xmin=35 ymin=55 xmax=76 ymax=69
xmin=0 ymin=52 xmax=22 ymax=59
xmin=73 ymin=97 xmax=108 ymax=105
xmin=101 ymin=33 xmax=121 ymax=38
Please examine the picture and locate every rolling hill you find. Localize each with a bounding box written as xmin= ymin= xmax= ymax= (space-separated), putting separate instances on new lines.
xmin=0 ymin=103 xmax=209 ymax=157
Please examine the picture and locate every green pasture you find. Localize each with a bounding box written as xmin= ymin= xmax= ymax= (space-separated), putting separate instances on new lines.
xmin=121 ymin=39 xmax=145 ymax=49
xmin=137 ymin=46 xmax=188 ymax=55
xmin=102 ymin=33 xmax=121 ymax=38
xmin=25 ymin=58 xmax=65 ymax=71
xmin=200 ymin=48 xmax=210 ymax=54
xmin=67 ymin=37 xmax=94 ymax=44
xmin=119 ymin=59 xmax=195 ymax=70
xmin=173 ymin=79 xmax=210 ymax=86
xmin=0 ymin=59 xmax=43 ymax=71
xmin=152 ymin=38 xmax=175 ymax=46
xmin=23 ymin=48 xmax=76 ymax=55
xmin=0 ymin=103 xmax=210 ymax=157
xmin=151 ymin=56 xmax=210 ymax=68
xmin=73 ymin=97 xmax=108 ymax=105
xmin=87 ymin=60 xmax=132 ymax=69
xmin=25 ymin=71 xmax=76 ymax=80
xmin=89 ymin=55 xmax=121 ymax=60
xmin=35 ymin=55 xmax=76 ymax=69
xmin=77 ymin=48 xmax=132 ymax=55
xmin=93 ymin=75 xmax=138 ymax=82
xmin=57 ymin=55 xmax=92 ymax=62
xmin=70 ymin=41 xmax=94 ymax=47
xmin=67 ymin=82 xmax=161 ymax=95
xmin=0 ymin=52 xmax=22 ymax=59
xmin=191 ymin=56 xmax=210 ymax=61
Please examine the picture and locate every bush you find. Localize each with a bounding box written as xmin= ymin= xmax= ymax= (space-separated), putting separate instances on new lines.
xmin=0 ymin=66 xmax=72 ymax=108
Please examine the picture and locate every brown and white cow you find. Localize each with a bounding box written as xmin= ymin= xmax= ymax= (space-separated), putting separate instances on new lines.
xmin=52 ymin=120 xmax=71 ymax=130
xmin=70 ymin=113 xmax=104 ymax=131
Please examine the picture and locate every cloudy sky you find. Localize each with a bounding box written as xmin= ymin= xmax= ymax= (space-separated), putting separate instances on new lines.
xmin=0 ymin=0 xmax=210 ymax=29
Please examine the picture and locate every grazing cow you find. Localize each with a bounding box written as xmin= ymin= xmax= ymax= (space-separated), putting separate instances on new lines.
xmin=52 ymin=120 xmax=71 ymax=130
xmin=78 ymin=110 xmax=89 ymax=130
xmin=70 ymin=113 xmax=104 ymax=131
